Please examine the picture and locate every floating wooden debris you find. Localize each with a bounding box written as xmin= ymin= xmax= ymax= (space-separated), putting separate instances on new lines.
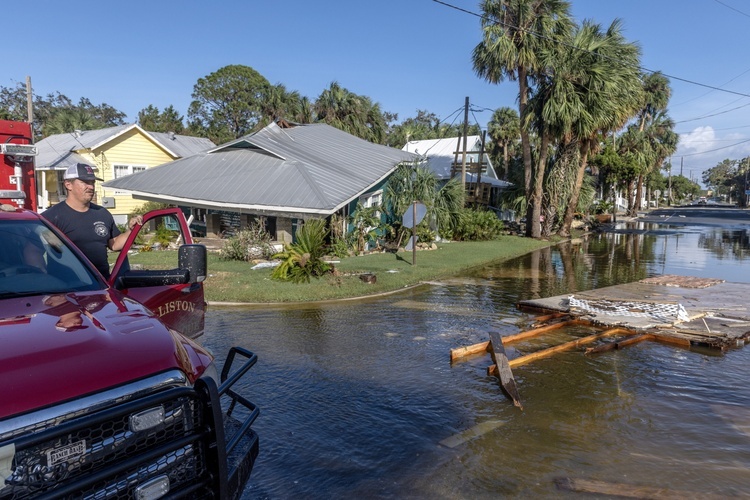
xmin=438 ymin=420 xmax=506 ymax=448
xmin=450 ymin=317 xmax=581 ymax=363
xmin=487 ymin=327 xmax=632 ymax=373
xmin=450 ymin=276 xmax=750 ymax=408
xmin=488 ymin=331 xmax=522 ymax=409
xmin=639 ymin=274 xmax=725 ymax=288
xmin=517 ymin=276 xmax=750 ymax=350
xmin=554 ymin=477 xmax=729 ymax=499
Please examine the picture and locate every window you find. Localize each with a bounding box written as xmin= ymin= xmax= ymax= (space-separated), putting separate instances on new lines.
xmin=359 ymin=190 xmax=383 ymax=215
xmin=113 ymin=164 xmax=147 ymax=194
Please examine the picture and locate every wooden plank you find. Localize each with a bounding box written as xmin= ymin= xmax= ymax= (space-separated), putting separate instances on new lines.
xmin=488 ymin=331 xmax=522 ymax=409
xmin=554 ymin=477 xmax=728 ymax=499
xmin=438 ymin=420 xmax=506 ymax=448
xmin=503 ymin=319 xmax=589 ymax=343
xmin=488 ymin=328 xmax=628 ymax=372
xmin=531 ymin=312 xmax=569 ymax=324
xmin=450 ymin=341 xmax=490 ymax=362
xmin=585 ymin=333 xmax=653 ymax=355
xmin=451 ymin=319 xmax=589 ymax=362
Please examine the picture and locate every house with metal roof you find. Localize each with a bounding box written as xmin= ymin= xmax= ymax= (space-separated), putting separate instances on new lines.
xmin=35 ymin=124 xmax=214 ymax=223
xmin=103 ymin=121 xmax=417 ymax=242
xmin=402 ymin=136 xmax=512 ymax=215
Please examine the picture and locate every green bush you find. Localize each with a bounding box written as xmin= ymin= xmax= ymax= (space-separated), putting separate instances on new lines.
xmin=219 ymin=220 xmax=275 ymax=261
xmin=272 ymin=218 xmax=332 ymax=283
xmin=450 ymin=208 xmax=504 ymax=241
xmin=152 ymin=224 xmax=178 ymax=248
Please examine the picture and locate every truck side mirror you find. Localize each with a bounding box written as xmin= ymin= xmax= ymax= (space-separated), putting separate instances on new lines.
xmin=179 ymin=244 xmax=207 ymax=284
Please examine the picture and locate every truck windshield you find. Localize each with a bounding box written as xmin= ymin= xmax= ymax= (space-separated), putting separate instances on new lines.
xmin=0 ymin=219 xmax=102 ymax=298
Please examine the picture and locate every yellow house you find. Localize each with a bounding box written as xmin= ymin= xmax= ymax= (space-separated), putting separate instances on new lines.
xmin=34 ymin=124 xmax=214 ymax=224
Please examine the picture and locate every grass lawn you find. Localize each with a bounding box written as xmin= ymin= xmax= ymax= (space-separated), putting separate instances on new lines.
xmin=114 ymin=236 xmax=552 ymax=303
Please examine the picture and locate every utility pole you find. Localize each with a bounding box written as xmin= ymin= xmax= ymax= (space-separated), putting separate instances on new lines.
xmin=461 ymin=97 xmax=469 ymax=188
xmin=25 ymin=76 xmax=34 ymax=130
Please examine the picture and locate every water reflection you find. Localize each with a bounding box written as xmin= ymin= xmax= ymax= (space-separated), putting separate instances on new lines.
xmin=202 ymin=223 xmax=750 ymax=499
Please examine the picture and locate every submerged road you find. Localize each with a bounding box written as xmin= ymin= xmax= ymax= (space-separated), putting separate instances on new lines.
xmin=637 ymin=205 xmax=750 ymax=226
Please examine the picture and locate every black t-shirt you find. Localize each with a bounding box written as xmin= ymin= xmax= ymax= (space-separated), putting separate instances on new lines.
xmin=42 ymin=202 xmax=121 ymax=278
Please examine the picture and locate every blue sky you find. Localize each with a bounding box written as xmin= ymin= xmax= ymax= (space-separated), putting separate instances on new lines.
xmin=7 ymin=0 xmax=750 ymax=184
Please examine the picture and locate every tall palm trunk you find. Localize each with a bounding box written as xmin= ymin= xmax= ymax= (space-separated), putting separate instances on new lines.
xmin=518 ymin=67 xmax=535 ymax=237
xmin=530 ymin=133 xmax=551 ymax=239
xmin=635 ymin=173 xmax=645 ymax=212
xmin=558 ymin=142 xmax=591 ymax=237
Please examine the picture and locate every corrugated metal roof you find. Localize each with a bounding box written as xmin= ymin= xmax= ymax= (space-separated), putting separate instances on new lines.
xmin=35 ymin=124 xmax=215 ymax=170
xmin=402 ymin=136 xmax=499 ymax=180
xmin=148 ymin=132 xmax=214 ymax=157
xmin=103 ymin=122 xmax=418 ymax=216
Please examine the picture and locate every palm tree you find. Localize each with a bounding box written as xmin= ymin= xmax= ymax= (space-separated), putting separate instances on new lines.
xmin=258 ymin=83 xmax=304 ymax=127
xmin=44 ymin=108 xmax=106 ymax=135
xmin=384 ymin=163 xmax=465 ymax=240
xmin=487 ymin=107 xmax=520 ymax=179
xmin=473 ymin=0 xmax=573 ymax=238
xmin=632 ymin=73 xmax=674 ymax=212
xmin=528 ymin=19 xmax=642 ymax=237
xmin=313 ymin=82 xmax=387 ymax=143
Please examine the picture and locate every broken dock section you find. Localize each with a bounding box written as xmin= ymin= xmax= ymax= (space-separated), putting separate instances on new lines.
xmin=450 ymin=275 xmax=750 ymax=406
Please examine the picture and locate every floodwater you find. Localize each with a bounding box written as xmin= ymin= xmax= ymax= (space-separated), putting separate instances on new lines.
xmin=201 ymin=221 xmax=750 ymax=499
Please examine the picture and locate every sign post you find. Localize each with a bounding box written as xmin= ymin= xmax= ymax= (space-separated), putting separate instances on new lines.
xmin=402 ymin=201 xmax=426 ymax=266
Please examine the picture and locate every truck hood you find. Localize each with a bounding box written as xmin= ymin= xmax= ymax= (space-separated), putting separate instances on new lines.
xmin=0 ymin=290 xmax=213 ymax=420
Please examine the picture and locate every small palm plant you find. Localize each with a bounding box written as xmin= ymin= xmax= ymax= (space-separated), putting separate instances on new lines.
xmin=349 ymin=202 xmax=383 ymax=254
xmin=271 ymin=218 xmax=331 ymax=283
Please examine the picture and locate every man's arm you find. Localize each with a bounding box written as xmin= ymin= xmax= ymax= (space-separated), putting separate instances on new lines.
xmin=108 ymin=216 xmax=143 ymax=252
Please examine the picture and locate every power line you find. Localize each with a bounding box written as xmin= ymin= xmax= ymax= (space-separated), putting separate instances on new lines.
xmin=678 ymin=137 xmax=750 ymax=157
xmin=431 ymin=0 xmax=750 ymax=100
xmin=675 ymin=101 xmax=750 ymax=124
xmin=714 ymin=0 xmax=750 ymax=19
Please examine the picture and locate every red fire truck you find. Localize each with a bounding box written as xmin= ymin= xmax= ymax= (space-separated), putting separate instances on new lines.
xmin=0 ymin=120 xmax=37 ymax=211
xmin=0 ymin=207 xmax=259 ymax=498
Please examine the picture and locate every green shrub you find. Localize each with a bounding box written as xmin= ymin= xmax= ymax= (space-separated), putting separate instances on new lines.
xmin=450 ymin=208 xmax=504 ymax=241
xmin=592 ymin=200 xmax=613 ymax=214
xmin=272 ymin=218 xmax=331 ymax=283
xmin=152 ymin=224 xmax=178 ymax=248
xmin=219 ymin=220 xmax=274 ymax=261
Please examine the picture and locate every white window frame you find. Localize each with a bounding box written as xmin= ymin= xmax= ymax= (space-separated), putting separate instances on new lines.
xmin=112 ymin=164 xmax=147 ymax=194
xmin=358 ymin=189 xmax=383 ymax=216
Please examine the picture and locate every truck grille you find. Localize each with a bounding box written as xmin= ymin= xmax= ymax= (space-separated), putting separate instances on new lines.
xmin=0 ymin=371 xmax=217 ymax=499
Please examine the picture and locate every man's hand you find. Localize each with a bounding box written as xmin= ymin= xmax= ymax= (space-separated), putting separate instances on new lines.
xmin=128 ymin=215 xmax=143 ymax=231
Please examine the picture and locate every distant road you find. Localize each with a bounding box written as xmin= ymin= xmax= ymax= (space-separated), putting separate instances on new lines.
xmin=638 ymin=206 xmax=750 ymax=226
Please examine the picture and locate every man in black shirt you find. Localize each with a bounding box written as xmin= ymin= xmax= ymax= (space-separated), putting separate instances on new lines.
xmin=42 ymin=163 xmax=142 ymax=279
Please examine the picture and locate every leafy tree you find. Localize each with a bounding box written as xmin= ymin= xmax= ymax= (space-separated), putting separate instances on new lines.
xmin=188 ymin=64 xmax=271 ymax=144
xmin=137 ymin=104 xmax=185 ymax=133
xmin=1 ymin=82 xmax=126 ymax=138
xmin=473 ymin=0 xmax=574 ymax=238
xmin=670 ymin=174 xmax=700 ymax=203
xmin=0 ymin=81 xmax=28 ymax=121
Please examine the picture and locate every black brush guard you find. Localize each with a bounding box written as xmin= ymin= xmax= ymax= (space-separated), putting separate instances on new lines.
xmin=0 ymin=347 xmax=259 ymax=499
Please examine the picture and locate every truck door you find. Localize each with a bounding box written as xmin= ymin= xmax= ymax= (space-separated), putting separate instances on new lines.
xmin=109 ymin=208 xmax=206 ymax=339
